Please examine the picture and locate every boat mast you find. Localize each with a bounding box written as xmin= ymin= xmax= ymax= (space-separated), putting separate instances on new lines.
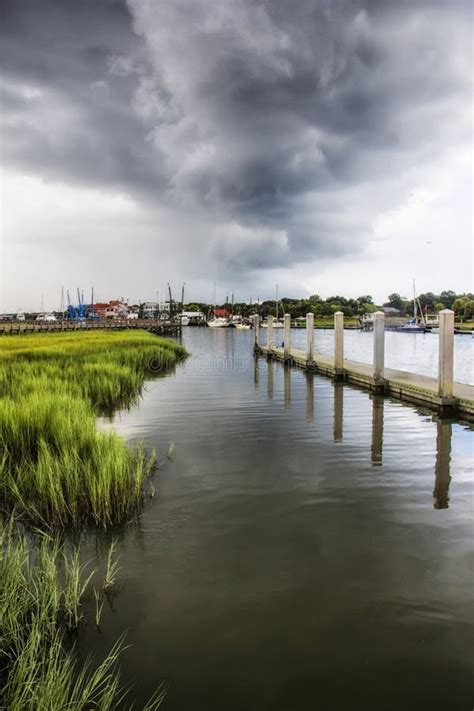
xmin=412 ymin=279 xmax=417 ymax=321
xmin=276 ymin=284 xmax=279 ymax=321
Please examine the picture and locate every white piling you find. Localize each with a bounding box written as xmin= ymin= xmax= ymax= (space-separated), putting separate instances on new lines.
xmin=334 ymin=311 xmax=344 ymax=371
xmin=373 ymin=311 xmax=385 ymax=382
xmin=253 ymin=314 xmax=259 ymax=347
xmin=438 ymin=309 xmax=454 ymax=398
xmin=306 ymin=312 xmax=314 ymax=361
xmin=284 ymin=313 xmax=291 ymax=359
xmin=267 ymin=315 xmax=274 ymax=351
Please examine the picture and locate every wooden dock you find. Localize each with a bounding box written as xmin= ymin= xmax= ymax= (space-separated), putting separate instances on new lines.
xmin=0 ymin=319 xmax=182 ymax=337
xmin=253 ymin=312 xmax=474 ymax=421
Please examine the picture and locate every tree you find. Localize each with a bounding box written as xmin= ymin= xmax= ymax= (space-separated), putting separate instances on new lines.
xmin=418 ymin=292 xmax=436 ymax=311
xmin=453 ymin=297 xmax=474 ymax=319
xmin=439 ymin=290 xmax=457 ymax=308
xmin=385 ymin=293 xmax=404 ymax=311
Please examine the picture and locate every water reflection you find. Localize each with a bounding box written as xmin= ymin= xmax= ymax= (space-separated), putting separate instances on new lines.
xmin=267 ymin=358 xmax=274 ymax=399
xmin=306 ymin=372 xmax=314 ymax=423
xmin=90 ymin=330 xmax=472 ymax=711
xmin=284 ymin=363 xmax=291 ymax=409
xmin=253 ymin=354 xmax=456 ymax=508
xmin=371 ymin=396 xmax=384 ymax=467
xmin=333 ymin=383 xmax=343 ymax=443
xmin=433 ymin=420 xmax=452 ymax=509
xmin=253 ymin=357 xmax=259 ymax=389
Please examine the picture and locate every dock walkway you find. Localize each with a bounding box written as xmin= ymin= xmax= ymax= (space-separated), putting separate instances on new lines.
xmin=0 ymin=319 xmax=182 ymax=337
xmin=254 ymin=310 xmax=473 ymax=421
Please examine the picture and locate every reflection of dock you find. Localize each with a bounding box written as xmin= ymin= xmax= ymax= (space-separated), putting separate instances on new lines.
xmin=255 ymin=359 xmax=455 ymax=505
xmin=254 ymin=358 xmax=452 ymax=498
xmin=253 ymin=312 xmax=474 ymax=421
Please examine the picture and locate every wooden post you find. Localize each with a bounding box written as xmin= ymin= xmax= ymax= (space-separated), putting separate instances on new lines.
xmin=306 ymin=312 xmax=314 ymax=362
xmin=334 ymin=311 xmax=344 ymax=373
xmin=438 ymin=309 xmax=454 ymax=398
xmin=266 ymin=315 xmax=274 ymax=351
xmin=373 ymin=311 xmax=385 ymax=383
xmin=284 ymin=313 xmax=291 ymax=359
xmin=253 ymin=314 xmax=259 ymax=348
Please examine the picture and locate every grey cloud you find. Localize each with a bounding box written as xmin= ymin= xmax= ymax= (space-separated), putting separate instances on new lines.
xmin=1 ymin=0 xmax=471 ymax=291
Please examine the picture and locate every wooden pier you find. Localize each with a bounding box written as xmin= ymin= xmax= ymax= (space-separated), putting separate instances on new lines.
xmin=253 ymin=311 xmax=474 ymax=421
xmin=0 ymin=319 xmax=182 ymax=337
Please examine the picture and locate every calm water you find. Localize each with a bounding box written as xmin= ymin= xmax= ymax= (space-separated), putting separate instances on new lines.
xmin=87 ymin=328 xmax=473 ymax=710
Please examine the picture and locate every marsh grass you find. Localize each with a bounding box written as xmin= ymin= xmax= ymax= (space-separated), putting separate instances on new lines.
xmin=0 ymin=331 xmax=185 ymax=527
xmin=0 ymin=332 xmax=181 ymax=707
xmin=0 ymin=519 xmax=164 ymax=709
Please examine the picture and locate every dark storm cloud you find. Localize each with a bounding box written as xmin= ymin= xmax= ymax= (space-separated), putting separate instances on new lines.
xmin=1 ymin=0 xmax=471 ymax=275
xmin=0 ymin=0 xmax=167 ymax=193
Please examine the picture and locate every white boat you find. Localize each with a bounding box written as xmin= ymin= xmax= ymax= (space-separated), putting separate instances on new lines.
xmin=207 ymin=318 xmax=229 ymax=328
xmin=235 ymin=323 xmax=251 ymax=330
xmin=180 ymin=315 xmax=190 ymax=326
xmin=261 ymin=320 xmax=284 ymax=329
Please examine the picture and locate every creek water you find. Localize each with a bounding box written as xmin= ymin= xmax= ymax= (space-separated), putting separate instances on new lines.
xmin=86 ymin=327 xmax=473 ymax=710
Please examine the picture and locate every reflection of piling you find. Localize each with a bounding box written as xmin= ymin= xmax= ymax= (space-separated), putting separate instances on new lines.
xmin=267 ymin=358 xmax=274 ymax=399
xmin=254 ymin=358 xmax=259 ymax=389
xmin=371 ymin=396 xmax=384 ymax=466
xmin=433 ymin=420 xmax=452 ymax=509
xmin=306 ymin=372 xmax=314 ymax=422
xmin=284 ymin=363 xmax=291 ymax=409
xmin=333 ymin=382 xmax=343 ymax=442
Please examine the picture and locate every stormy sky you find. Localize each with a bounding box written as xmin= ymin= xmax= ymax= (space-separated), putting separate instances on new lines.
xmin=1 ymin=0 xmax=472 ymax=311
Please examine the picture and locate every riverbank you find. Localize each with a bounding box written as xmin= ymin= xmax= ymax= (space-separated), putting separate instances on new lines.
xmin=0 ymin=330 xmax=185 ymax=708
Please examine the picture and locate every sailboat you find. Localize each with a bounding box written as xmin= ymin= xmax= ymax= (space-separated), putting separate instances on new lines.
xmin=262 ymin=285 xmax=285 ymax=328
xmin=392 ymin=280 xmax=428 ymax=333
xmin=207 ymin=284 xmax=229 ymax=328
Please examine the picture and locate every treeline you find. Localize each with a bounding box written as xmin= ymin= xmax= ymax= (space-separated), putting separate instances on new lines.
xmin=185 ymin=290 xmax=474 ymax=320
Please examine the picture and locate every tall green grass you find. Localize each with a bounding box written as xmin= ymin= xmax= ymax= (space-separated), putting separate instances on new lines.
xmin=0 ymin=331 xmax=186 ymax=527
xmin=0 ymin=519 xmax=165 ymax=709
